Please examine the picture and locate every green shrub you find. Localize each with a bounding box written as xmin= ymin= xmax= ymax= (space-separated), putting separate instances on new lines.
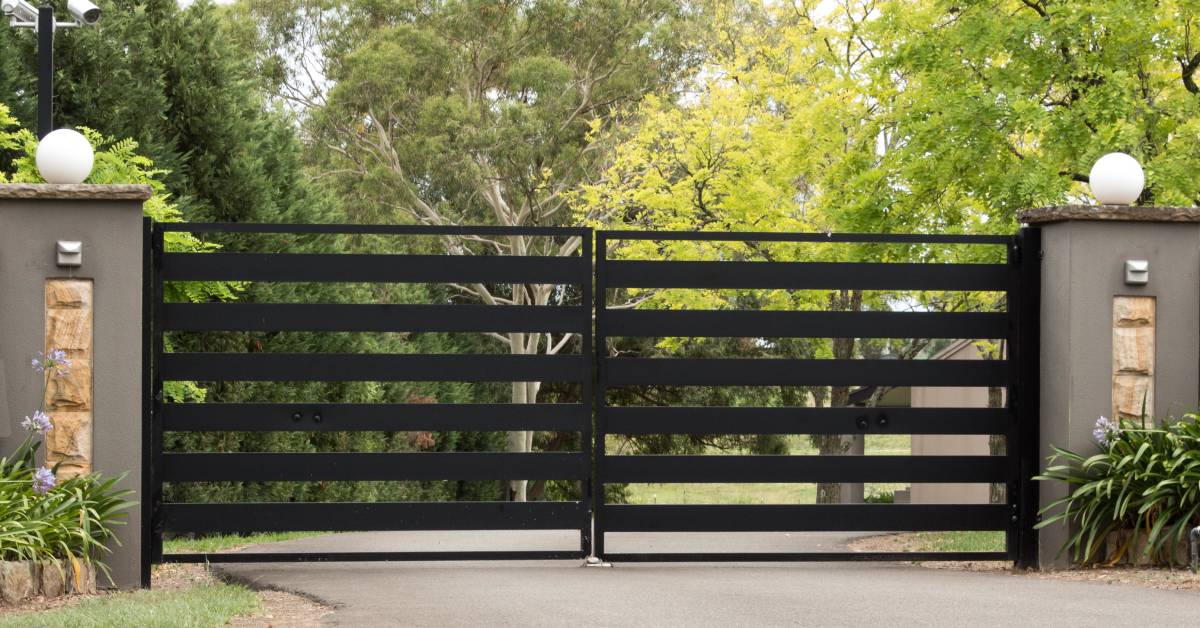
xmin=1035 ymin=413 xmax=1200 ymax=566
xmin=863 ymin=487 xmax=895 ymax=504
xmin=0 ymin=350 xmax=133 ymax=582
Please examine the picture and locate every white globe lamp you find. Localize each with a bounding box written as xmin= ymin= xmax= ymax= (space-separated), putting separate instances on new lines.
xmin=1088 ymin=152 xmax=1144 ymax=205
xmin=35 ymin=129 xmax=95 ymax=184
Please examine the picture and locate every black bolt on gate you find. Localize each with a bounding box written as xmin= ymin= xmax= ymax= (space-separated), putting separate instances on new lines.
xmin=142 ymin=222 xmax=593 ymax=584
xmin=143 ymin=223 xmax=1041 ymax=582
xmin=592 ymin=229 xmax=1041 ymax=563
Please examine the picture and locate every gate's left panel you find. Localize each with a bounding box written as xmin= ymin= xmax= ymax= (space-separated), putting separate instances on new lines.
xmin=146 ymin=223 xmax=592 ymax=568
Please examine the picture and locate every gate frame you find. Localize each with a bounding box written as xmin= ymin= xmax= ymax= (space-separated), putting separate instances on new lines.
xmin=141 ymin=222 xmax=1041 ymax=585
xmin=142 ymin=221 xmax=594 ymax=586
xmin=591 ymin=228 xmax=1042 ymax=565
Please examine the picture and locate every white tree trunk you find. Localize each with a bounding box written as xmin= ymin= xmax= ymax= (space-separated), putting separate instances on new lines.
xmin=506 ymin=281 xmax=548 ymax=502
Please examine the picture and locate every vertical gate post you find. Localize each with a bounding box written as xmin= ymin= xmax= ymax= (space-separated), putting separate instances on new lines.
xmin=1013 ymin=227 xmax=1042 ymax=569
xmin=592 ymin=233 xmax=608 ymax=559
xmin=140 ymin=218 xmax=153 ymax=588
xmin=1020 ymin=205 xmax=1200 ymax=569
xmin=580 ymin=230 xmax=593 ymax=556
xmin=0 ymin=184 xmax=152 ymax=589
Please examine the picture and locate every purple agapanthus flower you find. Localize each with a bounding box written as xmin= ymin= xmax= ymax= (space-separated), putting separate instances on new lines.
xmin=32 ymin=349 xmax=71 ymax=376
xmin=1093 ymin=416 xmax=1118 ymax=447
xmin=32 ymin=467 xmax=56 ymax=495
xmin=20 ymin=410 xmax=52 ymax=434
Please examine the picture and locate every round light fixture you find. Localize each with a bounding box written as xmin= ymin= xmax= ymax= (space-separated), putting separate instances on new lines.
xmin=1088 ymin=152 xmax=1144 ymax=205
xmin=35 ymin=128 xmax=94 ymax=184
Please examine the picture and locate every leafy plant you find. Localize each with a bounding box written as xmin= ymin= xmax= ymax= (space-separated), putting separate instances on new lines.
xmin=1036 ymin=413 xmax=1200 ymax=567
xmin=863 ymin=487 xmax=895 ymax=504
xmin=0 ymin=350 xmax=133 ymax=583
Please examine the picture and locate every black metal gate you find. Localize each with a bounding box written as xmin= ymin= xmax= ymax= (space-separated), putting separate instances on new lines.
xmin=592 ymin=229 xmax=1040 ymax=566
xmin=143 ymin=222 xmax=1041 ymax=585
xmin=143 ymin=223 xmax=593 ymax=583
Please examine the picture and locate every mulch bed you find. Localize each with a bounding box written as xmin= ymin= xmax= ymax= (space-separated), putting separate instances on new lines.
xmin=850 ymin=533 xmax=1200 ymax=592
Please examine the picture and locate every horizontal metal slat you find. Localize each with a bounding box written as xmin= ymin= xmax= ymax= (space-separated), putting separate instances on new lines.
xmin=162 ymin=403 xmax=588 ymax=432
xmin=161 ymin=253 xmax=587 ymax=284
xmin=603 ymin=407 xmax=1009 ymax=435
xmin=603 ymin=358 xmax=1007 ymax=387
xmin=161 ymin=501 xmax=588 ymax=533
xmin=598 ymin=230 xmax=1013 ymax=244
xmin=601 ymin=504 xmax=1009 ymax=532
xmin=601 ymin=455 xmax=1006 ymax=483
xmin=605 ymin=310 xmax=1009 ymax=339
xmin=598 ymin=551 xmax=1011 ymax=562
xmin=162 ymin=452 xmax=588 ymax=482
xmin=163 ymin=303 xmax=587 ymax=333
xmin=604 ymin=260 xmax=1009 ymax=290
xmin=163 ymin=551 xmax=586 ymax=563
xmin=158 ymin=222 xmax=589 ymax=237
xmin=160 ymin=353 xmax=588 ymax=382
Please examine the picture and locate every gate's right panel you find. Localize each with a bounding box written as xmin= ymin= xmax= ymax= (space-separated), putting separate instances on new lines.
xmin=593 ymin=230 xmax=1037 ymax=564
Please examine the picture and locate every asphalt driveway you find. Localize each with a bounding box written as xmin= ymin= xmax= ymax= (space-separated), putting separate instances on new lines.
xmin=215 ymin=531 xmax=1199 ymax=627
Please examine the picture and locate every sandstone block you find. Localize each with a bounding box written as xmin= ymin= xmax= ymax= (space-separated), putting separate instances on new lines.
xmin=67 ymin=561 xmax=96 ymax=595
xmin=0 ymin=561 xmax=36 ymax=604
xmin=45 ymin=308 xmax=92 ymax=354
xmin=1112 ymin=326 xmax=1153 ymax=375
xmin=44 ymin=280 xmax=92 ymax=309
xmin=45 ymin=412 xmax=93 ymax=477
xmin=38 ymin=561 xmax=66 ymax=598
xmin=1113 ymin=295 xmax=1154 ymax=327
xmin=1113 ymin=374 xmax=1153 ymax=420
xmin=45 ymin=360 xmax=91 ymax=412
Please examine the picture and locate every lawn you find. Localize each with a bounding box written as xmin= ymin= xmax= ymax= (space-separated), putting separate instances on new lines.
xmin=908 ymin=530 xmax=1006 ymax=553
xmin=624 ymin=434 xmax=912 ymax=505
xmin=0 ymin=533 xmax=331 ymax=628
xmin=163 ymin=531 xmax=325 ymax=554
xmin=0 ymin=582 xmax=258 ymax=628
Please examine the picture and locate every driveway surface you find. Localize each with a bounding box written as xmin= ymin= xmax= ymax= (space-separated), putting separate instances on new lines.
xmin=215 ymin=531 xmax=1199 ymax=626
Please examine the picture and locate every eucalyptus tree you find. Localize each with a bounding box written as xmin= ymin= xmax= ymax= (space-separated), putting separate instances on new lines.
xmin=238 ymin=0 xmax=696 ymax=500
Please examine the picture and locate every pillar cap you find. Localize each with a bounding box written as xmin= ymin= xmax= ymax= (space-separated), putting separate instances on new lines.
xmin=0 ymin=184 xmax=153 ymax=201
xmin=1020 ymin=204 xmax=1200 ymax=225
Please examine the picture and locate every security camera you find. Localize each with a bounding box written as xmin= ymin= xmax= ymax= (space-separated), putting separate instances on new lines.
xmin=67 ymin=0 xmax=100 ymax=25
xmin=2 ymin=0 xmax=39 ymax=23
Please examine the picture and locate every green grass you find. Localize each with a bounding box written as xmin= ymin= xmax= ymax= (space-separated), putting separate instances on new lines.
xmin=909 ymin=530 xmax=1005 ymax=553
xmin=625 ymin=482 xmax=908 ymax=504
xmin=0 ymin=584 xmax=258 ymax=628
xmin=623 ymin=434 xmax=912 ymax=505
xmin=163 ymin=531 xmax=326 ymax=554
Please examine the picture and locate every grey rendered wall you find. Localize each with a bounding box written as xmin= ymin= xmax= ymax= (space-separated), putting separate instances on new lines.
xmin=910 ymin=341 xmax=990 ymax=505
xmin=0 ymin=185 xmax=149 ymax=589
xmin=1035 ymin=216 xmax=1200 ymax=568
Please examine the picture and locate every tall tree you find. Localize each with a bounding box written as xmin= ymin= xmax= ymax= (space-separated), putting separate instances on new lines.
xmin=243 ymin=0 xmax=696 ymax=500
xmin=575 ymin=1 xmax=1013 ymax=503
xmin=869 ymin=0 xmax=1200 ymax=213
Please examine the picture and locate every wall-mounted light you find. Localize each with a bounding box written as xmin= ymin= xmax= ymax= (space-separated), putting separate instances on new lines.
xmin=56 ymin=240 xmax=82 ymax=267
xmin=1124 ymin=259 xmax=1148 ymax=286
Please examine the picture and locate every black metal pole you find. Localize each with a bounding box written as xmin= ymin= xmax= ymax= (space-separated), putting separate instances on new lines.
xmin=37 ymin=5 xmax=54 ymax=139
xmin=140 ymin=217 xmax=154 ymax=588
xmin=1015 ymin=226 xmax=1042 ymax=570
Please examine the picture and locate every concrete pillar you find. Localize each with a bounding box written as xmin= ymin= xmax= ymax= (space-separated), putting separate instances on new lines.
xmin=0 ymin=183 xmax=151 ymax=589
xmin=1019 ymin=204 xmax=1200 ymax=569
